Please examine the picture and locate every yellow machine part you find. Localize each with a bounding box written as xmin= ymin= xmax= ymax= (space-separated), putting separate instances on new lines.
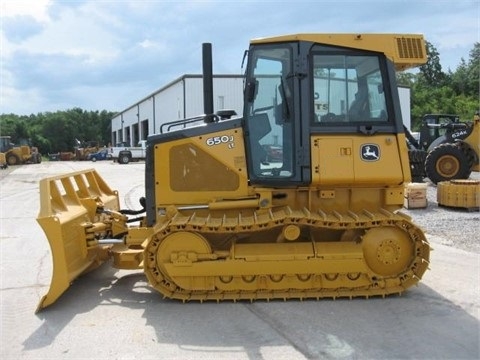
xmin=311 ymin=133 xmax=410 ymax=187
xmin=437 ymin=179 xmax=480 ymax=210
xmin=142 ymin=207 xmax=430 ymax=302
xmin=467 ymin=116 xmax=480 ymax=172
xmin=36 ymin=169 xmax=124 ymax=312
xmin=0 ymin=152 xmax=6 ymax=167
xmin=152 ymin=127 xmax=250 ymax=206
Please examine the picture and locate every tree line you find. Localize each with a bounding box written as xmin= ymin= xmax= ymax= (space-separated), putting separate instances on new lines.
xmin=0 ymin=42 xmax=478 ymax=155
xmin=0 ymin=108 xmax=114 ymax=154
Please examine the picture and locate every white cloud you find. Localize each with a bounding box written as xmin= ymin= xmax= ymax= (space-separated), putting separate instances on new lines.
xmin=5 ymin=3 xmax=119 ymax=60
xmin=2 ymin=0 xmax=51 ymax=22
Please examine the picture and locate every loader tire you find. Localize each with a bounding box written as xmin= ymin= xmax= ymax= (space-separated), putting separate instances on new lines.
xmin=425 ymin=143 xmax=471 ymax=184
xmin=6 ymin=153 xmax=21 ymax=166
xmin=408 ymin=149 xmax=427 ymax=183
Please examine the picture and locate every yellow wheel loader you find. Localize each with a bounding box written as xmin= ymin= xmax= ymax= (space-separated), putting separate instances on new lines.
xmin=36 ymin=34 xmax=431 ymax=312
xmin=0 ymin=136 xmax=42 ymax=165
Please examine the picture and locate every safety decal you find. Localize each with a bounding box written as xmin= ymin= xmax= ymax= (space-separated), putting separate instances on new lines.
xmin=360 ymin=144 xmax=380 ymax=161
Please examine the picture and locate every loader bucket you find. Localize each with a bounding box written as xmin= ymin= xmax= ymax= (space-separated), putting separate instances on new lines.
xmin=36 ymin=169 xmax=120 ymax=312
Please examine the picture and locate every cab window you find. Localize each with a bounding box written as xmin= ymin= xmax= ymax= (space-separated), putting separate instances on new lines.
xmin=313 ymin=54 xmax=388 ymax=124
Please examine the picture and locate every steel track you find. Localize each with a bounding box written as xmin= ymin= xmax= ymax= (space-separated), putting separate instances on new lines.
xmin=143 ymin=206 xmax=430 ymax=302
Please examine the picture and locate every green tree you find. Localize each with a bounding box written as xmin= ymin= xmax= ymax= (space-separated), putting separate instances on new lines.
xmin=448 ymin=43 xmax=479 ymax=98
xmin=405 ymin=41 xmax=479 ymax=129
xmin=418 ymin=41 xmax=446 ymax=87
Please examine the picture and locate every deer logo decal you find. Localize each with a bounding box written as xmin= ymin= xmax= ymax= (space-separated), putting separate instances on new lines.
xmin=360 ymin=144 xmax=380 ymax=161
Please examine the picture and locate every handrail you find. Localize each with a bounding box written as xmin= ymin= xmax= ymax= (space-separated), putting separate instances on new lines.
xmin=160 ymin=114 xmax=219 ymax=134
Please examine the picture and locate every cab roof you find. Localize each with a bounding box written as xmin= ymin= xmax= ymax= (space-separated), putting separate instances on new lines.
xmin=250 ymin=33 xmax=427 ymax=71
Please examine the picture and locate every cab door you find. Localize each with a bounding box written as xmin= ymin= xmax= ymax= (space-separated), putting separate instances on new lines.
xmin=244 ymin=43 xmax=306 ymax=186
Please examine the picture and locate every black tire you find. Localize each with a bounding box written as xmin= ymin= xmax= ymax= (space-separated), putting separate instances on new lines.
xmin=91 ymin=157 xmax=97 ymax=162
xmin=408 ymin=149 xmax=427 ymax=182
xmin=425 ymin=143 xmax=471 ymax=184
xmin=6 ymin=153 xmax=21 ymax=166
xmin=118 ymin=152 xmax=131 ymax=164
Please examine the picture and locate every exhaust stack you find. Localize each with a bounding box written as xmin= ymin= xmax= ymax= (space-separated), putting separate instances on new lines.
xmin=202 ymin=43 xmax=215 ymax=122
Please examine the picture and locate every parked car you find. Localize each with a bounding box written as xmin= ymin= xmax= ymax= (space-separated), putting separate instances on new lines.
xmin=87 ymin=148 xmax=112 ymax=162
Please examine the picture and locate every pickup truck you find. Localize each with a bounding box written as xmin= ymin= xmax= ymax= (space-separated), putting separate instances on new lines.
xmin=110 ymin=140 xmax=147 ymax=164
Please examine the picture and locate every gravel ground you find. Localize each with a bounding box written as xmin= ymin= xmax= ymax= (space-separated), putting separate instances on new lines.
xmin=402 ymin=172 xmax=480 ymax=254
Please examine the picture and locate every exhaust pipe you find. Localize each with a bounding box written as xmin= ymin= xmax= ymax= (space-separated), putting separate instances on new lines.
xmin=202 ymin=43 xmax=215 ymax=122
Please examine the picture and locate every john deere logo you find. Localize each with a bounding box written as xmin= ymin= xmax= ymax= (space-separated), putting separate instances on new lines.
xmin=361 ymin=144 xmax=380 ymax=161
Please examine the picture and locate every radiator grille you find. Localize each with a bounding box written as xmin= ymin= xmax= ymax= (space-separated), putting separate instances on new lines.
xmin=396 ymin=37 xmax=424 ymax=59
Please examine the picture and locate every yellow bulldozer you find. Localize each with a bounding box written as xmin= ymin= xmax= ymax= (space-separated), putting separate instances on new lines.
xmin=0 ymin=136 xmax=42 ymax=166
xmin=36 ymin=33 xmax=431 ymax=312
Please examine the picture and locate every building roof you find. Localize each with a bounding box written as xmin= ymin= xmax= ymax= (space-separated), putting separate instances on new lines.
xmin=112 ymin=74 xmax=244 ymax=118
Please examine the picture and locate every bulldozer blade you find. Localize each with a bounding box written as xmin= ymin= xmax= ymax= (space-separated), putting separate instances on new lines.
xmin=36 ymin=169 xmax=120 ymax=312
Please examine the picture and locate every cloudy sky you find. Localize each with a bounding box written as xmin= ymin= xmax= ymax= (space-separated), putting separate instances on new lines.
xmin=1 ymin=0 xmax=478 ymax=115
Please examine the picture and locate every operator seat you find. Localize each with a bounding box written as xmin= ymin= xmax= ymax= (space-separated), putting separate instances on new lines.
xmin=348 ymin=90 xmax=369 ymax=121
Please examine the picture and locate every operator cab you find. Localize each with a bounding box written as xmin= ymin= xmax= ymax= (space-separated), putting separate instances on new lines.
xmin=243 ymin=39 xmax=402 ymax=186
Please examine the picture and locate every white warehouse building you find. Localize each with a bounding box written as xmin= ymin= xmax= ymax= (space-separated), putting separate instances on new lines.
xmin=110 ymin=74 xmax=244 ymax=147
